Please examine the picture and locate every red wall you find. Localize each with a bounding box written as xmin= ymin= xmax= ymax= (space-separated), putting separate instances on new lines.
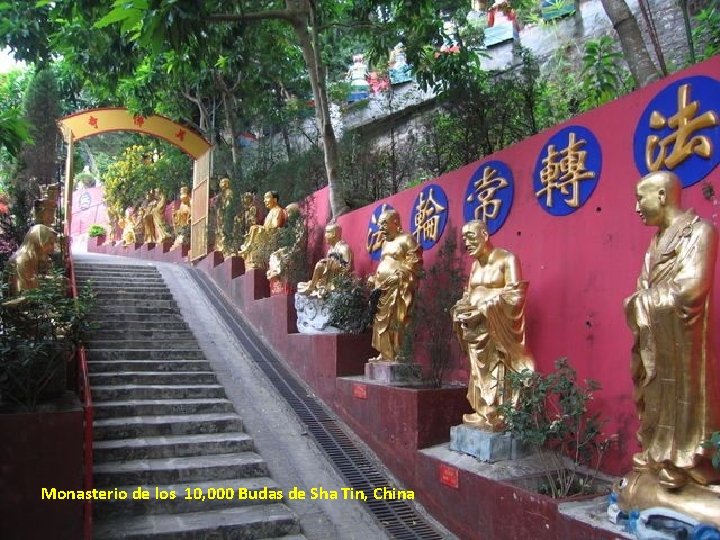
xmin=304 ymin=57 xmax=720 ymax=474
xmin=71 ymin=187 xmax=108 ymax=235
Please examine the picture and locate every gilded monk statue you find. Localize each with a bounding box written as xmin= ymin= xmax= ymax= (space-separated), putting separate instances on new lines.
xmin=297 ymin=223 xmax=353 ymax=297
xmin=368 ymin=209 xmax=422 ymax=362
xmin=451 ymin=220 xmax=534 ymax=431
xmin=214 ymin=177 xmax=233 ymax=254
xmin=617 ymin=170 xmax=720 ymax=525
xmin=239 ymin=191 xmax=287 ymax=269
xmin=7 ymin=224 xmax=57 ymax=296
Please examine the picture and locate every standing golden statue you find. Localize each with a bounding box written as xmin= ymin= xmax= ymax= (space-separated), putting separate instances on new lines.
xmin=368 ymin=209 xmax=422 ymax=362
xmin=297 ymin=223 xmax=353 ymax=297
xmin=6 ymin=224 xmax=57 ymax=296
xmin=214 ymin=177 xmax=233 ymax=254
xmin=119 ymin=207 xmax=137 ymax=246
xmin=140 ymin=190 xmax=157 ymax=244
xmin=617 ymin=171 xmax=720 ymax=526
xmin=239 ymin=191 xmax=287 ymax=269
xmin=450 ymin=220 xmax=534 ymax=432
xmin=172 ymin=186 xmax=192 ymax=248
xmin=33 ymin=183 xmax=59 ymax=227
xmin=152 ymin=188 xmax=171 ymax=243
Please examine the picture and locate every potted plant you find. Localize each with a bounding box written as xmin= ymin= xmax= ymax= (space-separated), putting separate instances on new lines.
xmin=0 ymin=268 xmax=93 ymax=411
xmin=499 ymin=358 xmax=616 ymax=499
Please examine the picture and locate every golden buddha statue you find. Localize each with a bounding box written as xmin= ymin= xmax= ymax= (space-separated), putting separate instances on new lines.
xmin=450 ymin=220 xmax=534 ymax=432
xmin=367 ymin=209 xmax=422 ymax=362
xmin=152 ymin=188 xmax=171 ymax=243
xmin=119 ymin=207 xmax=137 ymax=246
xmin=215 ymin=177 xmax=233 ymax=254
xmin=141 ymin=190 xmax=157 ymax=244
xmin=105 ymin=205 xmax=120 ymax=245
xmin=6 ymin=224 xmax=57 ymax=296
xmin=239 ymin=191 xmax=287 ymax=269
xmin=297 ymin=223 xmax=353 ymax=297
xmin=617 ymin=171 xmax=720 ymax=525
xmin=172 ymin=186 xmax=192 ymax=248
xmin=267 ymin=203 xmax=306 ymax=282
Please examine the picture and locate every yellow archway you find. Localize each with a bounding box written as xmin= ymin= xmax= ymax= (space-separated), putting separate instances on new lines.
xmin=58 ymin=107 xmax=212 ymax=260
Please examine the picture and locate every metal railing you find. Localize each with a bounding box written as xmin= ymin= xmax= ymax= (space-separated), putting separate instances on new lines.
xmin=67 ymin=252 xmax=93 ymax=540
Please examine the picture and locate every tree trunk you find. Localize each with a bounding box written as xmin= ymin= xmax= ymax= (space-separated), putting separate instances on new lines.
xmin=289 ymin=6 xmax=344 ymax=220
xmin=600 ymin=0 xmax=661 ymax=87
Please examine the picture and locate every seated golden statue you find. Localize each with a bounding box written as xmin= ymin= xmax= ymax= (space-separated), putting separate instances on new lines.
xmin=297 ymin=223 xmax=352 ymax=297
xmin=140 ymin=190 xmax=157 ymax=244
xmin=119 ymin=207 xmax=137 ymax=246
xmin=450 ymin=220 xmax=534 ymax=432
xmin=617 ymin=171 xmax=720 ymax=525
xmin=239 ymin=191 xmax=287 ymax=269
xmin=266 ymin=203 xmax=307 ymax=283
xmin=367 ymin=209 xmax=422 ymax=362
xmin=214 ymin=177 xmax=233 ymax=254
xmin=6 ymin=224 xmax=57 ymax=296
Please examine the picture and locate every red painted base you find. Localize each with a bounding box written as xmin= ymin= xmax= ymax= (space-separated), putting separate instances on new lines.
xmin=0 ymin=393 xmax=84 ymax=539
xmin=334 ymin=379 xmax=470 ymax=485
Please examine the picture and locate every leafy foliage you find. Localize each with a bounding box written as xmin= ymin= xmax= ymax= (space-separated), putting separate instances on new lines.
xmin=402 ymin=229 xmax=465 ymax=388
xmin=88 ymin=224 xmax=107 ymax=238
xmin=0 ymin=268 xmax=94 ymax=411
xmin=326 ymin=274 xmax=373 ymax=335
xmin=499 ymin=358 xmax=612 ymax=498
xmin=580 ymin=36 xmax=630 ymax=109
xmin=693 ymin=5 xmax=720 ymax=60
xmin=101 ymin=143 xmax=191 ymax=211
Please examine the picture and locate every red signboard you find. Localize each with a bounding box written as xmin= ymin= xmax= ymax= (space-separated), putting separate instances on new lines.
xmin=439 ymin=464 xmax=459 ymax=489
xmin=352 ymin=383 xmax=368 ymax=400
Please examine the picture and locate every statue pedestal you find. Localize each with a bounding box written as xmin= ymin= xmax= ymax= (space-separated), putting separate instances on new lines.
xmin=364 ymin=360 xmax=421 ymax=384
xmin=161 ymin=238 xmax=174 ymax=253
xmin=295 ymin=294 xmax=341 ymax=334
xmin=449 ymin=424 xmax=529 ymax=463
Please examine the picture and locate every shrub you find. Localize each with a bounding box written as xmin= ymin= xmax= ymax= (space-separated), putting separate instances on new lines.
xmin=88 ymin=224 xmax=106 ymax=238
xmin=0 ymin=268 xmax=94 ymax=410
xmin=499 ymin=358 xmax=614 ymax=498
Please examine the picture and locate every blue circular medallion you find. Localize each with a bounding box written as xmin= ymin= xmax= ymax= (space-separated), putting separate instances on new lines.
xmin=533 ymin=125 xmax=602 ymax=216
xmin=633 ymin=75 xmax=720 ymax=188
xmin=463 ymin=160 xmax=513 ymax=235
xmin=409 ymin=184 xmax=449 ymax=251
xmin=79 ymin=191 xmax=92 ymax=210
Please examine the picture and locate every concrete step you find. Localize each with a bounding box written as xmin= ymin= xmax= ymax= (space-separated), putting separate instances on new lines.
xmin=94 ymin=413 xmax=243 ymax=440
xmin=89 ymin=305 xmax=180 ymax=316
xmin=89 ymin=329 xmax=196 ymax=341
xmin=92 ymin=384 xmax=227 ymax=401
xmin=93 ymin=398 xmax=234 ymax=419
xmin=93 ymin=477 xmax=283 ymax=519
xmin=74 ymin=263 xmax=157 ymax=270
xmin=89 ymin=360 xmax=211 ymax=373
xmin=90 ymin=371 xmax=216 ymax=386
xmin=93 ymin=432 xmax=254 ymax=461
xmin=90 ymin=321 xmax=190 ymax=332
xmin=75 ymin=271 xmax=161 ymax=280
xmin=84 ymin=339 xmax=200 ymax=350
xmin=90 ymin=315 xmax=186 ymax=326
xmin=89 ymin=299 xmax=178 ymax=309
xmin=87 ymin=349 xmax=206 ymax=361
xmin=93 ymin=452 xmax=268 ymax=487
xmin=77 ymin=280 xmax=167 ymax=288
xmin=94 ymin=290 xmax=175 ymax=301
xmin=92 ymin=504 xmax=301 ymax=539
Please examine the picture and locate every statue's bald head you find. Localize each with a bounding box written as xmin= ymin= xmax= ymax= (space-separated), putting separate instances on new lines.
xmin=637 ymin=171 xmax=681 ymax=207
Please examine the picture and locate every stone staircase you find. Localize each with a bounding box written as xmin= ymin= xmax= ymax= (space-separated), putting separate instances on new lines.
xmin=75 ymin=261 xmax=305 ymax=540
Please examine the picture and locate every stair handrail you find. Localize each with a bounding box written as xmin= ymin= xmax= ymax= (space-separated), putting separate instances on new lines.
xmin=67 ymin=253 xmax=93 ymax=540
